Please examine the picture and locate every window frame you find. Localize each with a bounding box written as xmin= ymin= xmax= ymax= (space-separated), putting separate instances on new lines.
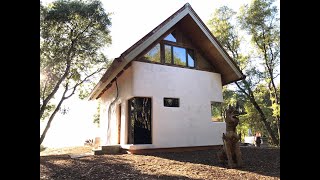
xmin=211 ymin=101 xmax=224 ymax=122
xmin=163 ymin=33 xmax=177 ymax=42
xmin=140 ymin=30 xmax=197 ymax=69
xmin=143 ymin=43 xmax=161 ymax=63
xmin=163 ymin=97 xmax=180 ymax=107
xmin=161 ymin=40 xmax=196 ymax=68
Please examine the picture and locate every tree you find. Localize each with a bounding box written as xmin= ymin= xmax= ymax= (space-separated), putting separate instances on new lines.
xmin=238 ymin=0 xmax=280 ymax=141
xmin=208 ymin=5 xmax=279 ymax=145
xmin=40 ymin=0 xmax=112 ymax=145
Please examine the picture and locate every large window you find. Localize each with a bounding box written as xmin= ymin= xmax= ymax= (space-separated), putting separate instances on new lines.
xmin=165 ymin=44 xmax=195 ymax=68
xmin=141 ymin=30 xmax=196 ymax=68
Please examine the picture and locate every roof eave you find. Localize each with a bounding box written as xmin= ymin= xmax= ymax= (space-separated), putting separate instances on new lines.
xmin=222 ymin=75 xmax=246 ymax=86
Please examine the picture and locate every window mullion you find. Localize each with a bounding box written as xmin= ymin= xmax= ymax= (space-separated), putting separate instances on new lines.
xmin=171 ymin=45 xmax=173 ymax=65
xmin=160 ymin=43 xmax=164 ymax=64
xmin=186 ymin=49 xmax=188 ymax=67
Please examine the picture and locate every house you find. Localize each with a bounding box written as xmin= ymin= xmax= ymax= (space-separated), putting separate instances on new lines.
xmin=88 ymin=3 xmax=245 ymax=154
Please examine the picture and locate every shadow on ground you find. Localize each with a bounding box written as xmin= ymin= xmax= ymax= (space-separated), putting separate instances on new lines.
xmin=143 ymin=147 xmax=280 ymax=178
xmin=40 ymin=155 xmax=198 ymax=180
xmin=40 ymin=147 xmax=279 ymax=179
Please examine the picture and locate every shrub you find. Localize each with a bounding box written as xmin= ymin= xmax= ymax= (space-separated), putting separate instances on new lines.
xmin=40 ymin=145 xmax=47 ymax=152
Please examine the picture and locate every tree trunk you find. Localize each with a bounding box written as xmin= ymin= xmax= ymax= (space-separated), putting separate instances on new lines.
xmin=276 ymin=116 xmax=280 ymax=143
xmin=248 ymin=94 xmax=279 ymax=145
xmin=267 ymin=80 xmax=280 ymax=143
xmin=235 ymin=81 xmax=279 ymax=146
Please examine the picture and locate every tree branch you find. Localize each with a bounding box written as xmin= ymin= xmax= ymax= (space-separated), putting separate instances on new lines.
xmin=74 ymin=15 xmax=96 ymax=41
xmin=64 ymin=67 xmax=106 ymax=100
xmin=235 ymin=81 xmax=250 ymax=98
xmin=40 ymin=39 xmax=75 ymax=119
xmin=41 ymin=79 xmax=49 ymax=103
xmin=262 ymin=31 xmax=280 ymax=105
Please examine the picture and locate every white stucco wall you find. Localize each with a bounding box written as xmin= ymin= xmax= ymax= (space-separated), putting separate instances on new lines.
xmin=99 ymin=61 xmax=226 ymax=148
xmin=99 ymin=66 xmax=133 ymax=145
xmin=130 ymin=61 xmax=226 ymax=148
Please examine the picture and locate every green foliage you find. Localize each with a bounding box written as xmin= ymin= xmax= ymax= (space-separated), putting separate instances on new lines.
xmin=241 ymin=85 xmax=279 ymax=145
xmin=173 ymin=57 xmax=186 ymax=66
xmin=208 ymin=7 xmax=239 ymax=56
xmin=40 ymin=145 xmax=47 ymax=152
xmin=222 ymin=85 xmax=278 ymax=142
xmin=238 ymin=0 xmax=280 ymax=77
xmin=211 ymin=102 xmax=223 ymax=122
xmin=271 ymin=84 xmax=280 ymax=117
xmin=144 ymin=44 xmax=161 ymax=63
xmin=40 ymin=103 xmax=56 ymax=121
xmin=164 ymin=45 xmax=172 ymax=63
xmin=41 ymin=0 xmax=111 ymax=80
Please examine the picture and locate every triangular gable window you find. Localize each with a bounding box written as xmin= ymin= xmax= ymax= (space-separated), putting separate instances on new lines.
xmin=143 ymin=43 xmax=161 ymax=63
xmin=164 ymin=33 xmax=177 ymax=42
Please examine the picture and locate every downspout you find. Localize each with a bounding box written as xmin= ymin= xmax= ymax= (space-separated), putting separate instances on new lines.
xmin=107 ymin=78 xmax=119 ymax=144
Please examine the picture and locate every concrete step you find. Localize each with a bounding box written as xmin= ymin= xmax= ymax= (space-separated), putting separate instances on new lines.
xmin=92 ymin=149 xmax=105 ymax=155
xmin=92 ymin=145 xmax=121 ymax=155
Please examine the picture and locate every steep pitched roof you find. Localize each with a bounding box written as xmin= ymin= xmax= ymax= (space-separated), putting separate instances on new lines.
xmin=89 ymin=3 xmax=245 ymax=100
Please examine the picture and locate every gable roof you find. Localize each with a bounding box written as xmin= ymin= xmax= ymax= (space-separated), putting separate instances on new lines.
xmin=88 ymin=3 xmax=245 ymax=100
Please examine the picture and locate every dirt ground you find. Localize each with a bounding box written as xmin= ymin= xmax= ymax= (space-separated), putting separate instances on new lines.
xmin=40 ymin=146 xmax=280 ymax=180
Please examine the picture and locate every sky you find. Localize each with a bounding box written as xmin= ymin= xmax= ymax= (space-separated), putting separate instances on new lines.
xmin=42 ymin=0 xmax=279 ymax=60
xmin=41 ymin=0 xmax=280 ymax=148
xmin=100 ymin=0 xmax=253 ymax=59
